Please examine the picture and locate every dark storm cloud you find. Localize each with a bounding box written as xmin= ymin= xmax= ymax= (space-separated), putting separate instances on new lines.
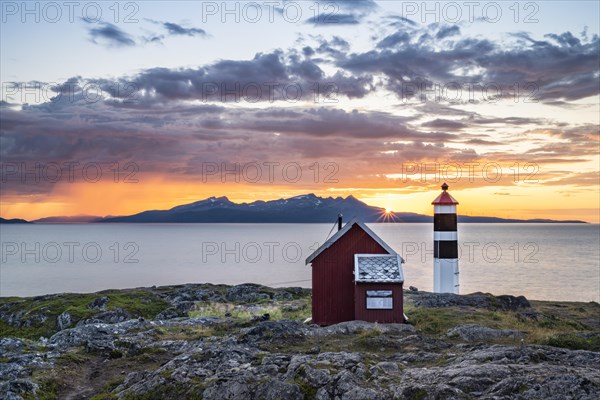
xmin=87 ymin=51 xmax=373 ymax=103
xmin=86 ymin=21 xmax=136 ymax=47
xmin=3 ymin=88 xmax=597 ymax=196
xmin=0 ymin=97 xmax=460 ymax=191
xmin=76 ymin=22 xmax=598 ymax=106
xmin=3 ymin=17 xmax=599 ymax=197
xmin=339 ymin=28 xmax=599 ymax=102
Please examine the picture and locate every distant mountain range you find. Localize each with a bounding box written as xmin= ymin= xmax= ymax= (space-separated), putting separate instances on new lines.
xmin=1 ymin=194 xmax=587 ymax=224
xmin=32 ymin=215 xmax=101 ymax=224
xmin=0 ymin=217 xmax=31 ymax=224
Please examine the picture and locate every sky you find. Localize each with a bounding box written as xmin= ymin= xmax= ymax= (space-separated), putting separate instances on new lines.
xmin=1 ymin=0 xmax=599 ymax=222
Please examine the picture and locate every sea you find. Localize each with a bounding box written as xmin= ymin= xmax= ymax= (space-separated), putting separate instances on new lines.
xmin=1 ymin=223 xmax=598 ymax=302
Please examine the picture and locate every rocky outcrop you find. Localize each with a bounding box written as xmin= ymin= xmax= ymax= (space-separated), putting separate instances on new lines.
xmin=1 ymin=284 xmax=598 ymax=400
xmin=88 ymin=296 xmax=109 ymax=311
xmin=406 ymin=291 xmax=531 ymax=310
xmin=447 ymin=324 xmax=523 ymax=341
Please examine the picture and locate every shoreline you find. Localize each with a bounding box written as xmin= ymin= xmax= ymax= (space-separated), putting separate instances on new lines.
xmin=1 ymin=283 xmax=599 ymax=399
xmin=2 ymin=283 xmax=599 ymax=304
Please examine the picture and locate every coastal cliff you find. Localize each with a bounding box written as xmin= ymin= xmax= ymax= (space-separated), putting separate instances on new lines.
xmin=1 ymin=284 xmax=599 ymax=399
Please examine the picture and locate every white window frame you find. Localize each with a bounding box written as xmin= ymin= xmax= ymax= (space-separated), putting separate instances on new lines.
xmin=366 ymin=290 xmax=393 ymax=309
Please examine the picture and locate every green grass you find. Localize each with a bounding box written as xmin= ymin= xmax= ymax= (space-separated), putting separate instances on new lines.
xmin=56 ymin=350 xmax=91 ymax=366
xmin=0 ymin=290 xmax=170 ymax=339
xmin=294 ymin=378 xmax=317 ymax=399
xmin=188 ymin=298 xmax=311 ymax=322
xmin=540 ymin=333 xmax=600 ymax=351
xmin=404 ymin=301 xmax=600 ymax=350
xmin=120 ymin=382 xmax=204 ymax=400
xmin=22 ymin=378 xmax=61 ymax=400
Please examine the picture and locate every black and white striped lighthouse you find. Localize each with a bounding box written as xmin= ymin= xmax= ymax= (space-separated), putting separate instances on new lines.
xmin=432 ymin=182 xmax=459 ymax=294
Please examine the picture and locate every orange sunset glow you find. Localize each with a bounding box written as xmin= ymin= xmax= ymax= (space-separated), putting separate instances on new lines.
xmin=1 ymin=1 xmax=598 ymax=224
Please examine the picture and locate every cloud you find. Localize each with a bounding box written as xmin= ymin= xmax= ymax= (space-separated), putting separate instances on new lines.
xmin=86 ymin=50 xmax=373 ymax=103
xmin=436 ymin=25 xmax=460 ymax=39
xmin=162 ymin=22 xmax=206 ymax=37
xmin=304 ymin=0 xmax=378 ymax=26
xmin=306 ymin=13 xmax=360 ymax=25
xmin=86 ymin=21 xmax=135 ymax=47
xmin=422 ymin=119 xmax=467 ymax=130
xmin=377 ymin=31 xmax=411 ymax=48
xmin=339 ymin=29 xmax=599 ymax=102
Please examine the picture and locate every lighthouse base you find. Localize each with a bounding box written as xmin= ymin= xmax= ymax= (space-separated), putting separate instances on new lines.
xmin=434 ymin=258 xmax=459 ymax=294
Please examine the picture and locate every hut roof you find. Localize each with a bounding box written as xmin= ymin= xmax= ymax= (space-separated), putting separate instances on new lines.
xmin=305 ymin=218 xmax=403 ymax=265
xmin=354 ymin=254 xmax=404 ymax=283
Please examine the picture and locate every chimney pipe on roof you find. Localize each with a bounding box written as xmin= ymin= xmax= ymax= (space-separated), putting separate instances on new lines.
xmin=337 ymin=213 xmax=343 ymax=231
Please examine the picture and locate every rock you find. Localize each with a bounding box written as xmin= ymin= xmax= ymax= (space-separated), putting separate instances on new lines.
xmin=171 ymin=316 xmax=222 ymax=327
xmin=409 ymin=286 xmax=418 ymax=291
xmin=241 ymin=320 xmax=306 ymax=342
xmin=225 ymin=284 xmax=271 ymax=303
xmin=317 ymin=352 xmax=362 ymax=369
xmin=251 ymin=313 xmax=270 ymax=322
xmin=447 ymin=324 xmax=523 ymax=341
xmin=78 ymin=308 xmax=130 ymax=325
xmin=88 ymin=296 xmax=109 ymax=311
xmin=0 ymin=379 xmax=39 ymax=400
xmin=273 ymin=291 xmax=294 ymax=301
xmin=202 ymin=377 xmax=255 ymax=400
xmin=0 ymin=338 xmax=26 ymax=355
xmin=315 ymin=387 xmax=331 ymax=400
xmin=21 ymin=313 xmax=48 ymax=328
xmin=57 ymin=311 xmax=72 ymax=330
xmin=171 ymin=300 xmax=194 ymax=314
xmin=49 ymin=319 xmax=146 ymax=350
xmin=407 ymin=291 xmax=531 ymax=311
xmin=332 ymin=370 xmax=359 ymax=396
xmin=254 ymin=379 xmax=304 ymax=400
xmin=342 ymin=387 xmax=384 ymax=400
xmin=520 ymin=374 xmax=599 ymax=399
xmin=496 ymin=295 xmax=531 ymax=310
xmin=156 ymin=307 xmax=182 ymax=320
xmin=3 ymin=284 xmax=599 ymax=400
xmin=375 ymin=361 xmax=400 ymax=374
xmin=518 ymin=310 xmax=541 ymax=321
xmin=314 ymin=320 xmax=415 ymax=336
xmin=286 ymin=362 xmax=331 ymax=388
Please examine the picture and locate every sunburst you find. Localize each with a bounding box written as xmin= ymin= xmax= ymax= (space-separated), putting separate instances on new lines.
xmin=377 ymin=208 xmax=399 ymax=222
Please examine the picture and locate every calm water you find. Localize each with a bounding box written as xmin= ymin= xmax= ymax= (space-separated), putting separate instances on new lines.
xmin=1 ymin=223 xmax=598 ymax=302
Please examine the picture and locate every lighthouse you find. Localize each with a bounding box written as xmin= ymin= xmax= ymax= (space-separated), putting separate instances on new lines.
xmin=432 ymin=182 xmax=459 ymax=294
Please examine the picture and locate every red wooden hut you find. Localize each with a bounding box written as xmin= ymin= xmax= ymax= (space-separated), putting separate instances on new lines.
xmin=305 ymin=219 xmax=405 ymax=326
